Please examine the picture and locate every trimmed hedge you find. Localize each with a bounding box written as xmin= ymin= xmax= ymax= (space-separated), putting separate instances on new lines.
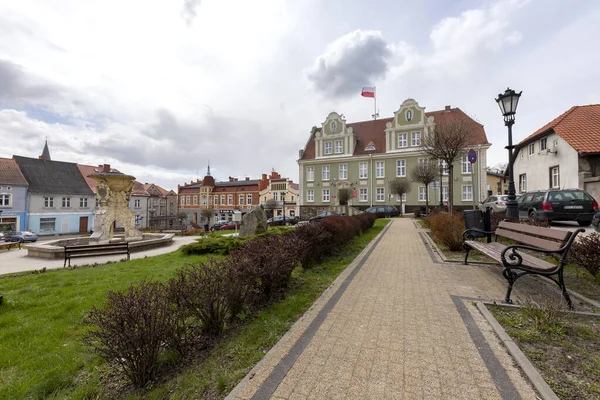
xmin=85 ymin=213 xmax=379 ymax=387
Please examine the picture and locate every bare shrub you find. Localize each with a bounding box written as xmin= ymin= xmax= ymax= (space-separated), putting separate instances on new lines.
xmin=84 ymin=281 xmax=178 ymax=387
xmin=428 ymin=212 xmax=464 ymax=251
xmin=522 ymin=297 xmax=571 ymax=336
xmin=569 ymin=232 xmax=600 ymax=277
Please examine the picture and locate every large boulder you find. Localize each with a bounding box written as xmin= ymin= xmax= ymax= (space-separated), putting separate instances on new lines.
xmin=239 ymin=205 xmax=268 ymax=237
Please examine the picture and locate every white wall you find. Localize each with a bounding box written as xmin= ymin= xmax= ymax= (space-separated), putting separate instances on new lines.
xmin=513 ymin=133 xmax=579 ymax=192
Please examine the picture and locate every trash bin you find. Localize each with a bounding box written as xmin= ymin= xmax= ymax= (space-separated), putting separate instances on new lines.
xmin=463 ymin=210 xmax=486 ymax=238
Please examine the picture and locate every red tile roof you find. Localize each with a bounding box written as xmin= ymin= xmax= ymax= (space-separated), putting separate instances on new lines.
xmin=300 ymin=107 xmax=488 ymax=160
xmin=518 ymin=104 xmax=600 ymax=153
xmin=0 ymin=158 xmax=28 ymax=185
xmin=77 ymin=164 xmax=123 ymax=192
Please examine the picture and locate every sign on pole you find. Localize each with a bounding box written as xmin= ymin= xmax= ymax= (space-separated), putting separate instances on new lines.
xmin=468 ymin=149 xmax=477 ymax=164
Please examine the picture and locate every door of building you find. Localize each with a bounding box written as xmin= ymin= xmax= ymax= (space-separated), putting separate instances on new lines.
xmin=79 ymin=216 xmax=88 ymax=233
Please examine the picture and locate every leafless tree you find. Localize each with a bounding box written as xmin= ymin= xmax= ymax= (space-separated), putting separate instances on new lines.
xmin=337 ymin=188 xmax=352 ymax=215
xmin=421 ymin=115 xmax=478 ymax=213
xmin=389 ymin=178 xmax=410 ymax=216
xmin=200 ymin=209 xmax=213 ymax=224
xmin=263 ymin=198 xmax=279 ymax=219
xmin=176 ymin=211 xmax=187 ymax=228
xmin=410 ymin=160 xmax=439 ymax=215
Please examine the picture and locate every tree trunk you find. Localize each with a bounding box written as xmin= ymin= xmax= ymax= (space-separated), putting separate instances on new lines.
xmin=425 ymin=190 xmax=429 ymax=215
xmin=399 ymin=199 xmax=403 ymax=216
xmin=448 ymin=165 xmax=454 ymax=215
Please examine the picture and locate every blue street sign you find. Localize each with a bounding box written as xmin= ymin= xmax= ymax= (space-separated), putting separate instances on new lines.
xmin=468 ymin=149 xmax=477 ymax=164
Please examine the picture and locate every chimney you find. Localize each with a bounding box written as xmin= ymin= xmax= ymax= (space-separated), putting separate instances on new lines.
xmin=229 ymin=176 xmax=234 ymax=182
xmin=234 ymin=178 xmax=238 ymax=181
xmin=245 ymin=177 xmax=250 ymax=181
xmin=102 ymin=164 xmax=111 ymax=172
xmin=262 ymin=173 xmax=267 ymax=181
xmin=39 ymin=156 xmax=44 ymax=160
xmin=445 ymin=105 xmax=451 ymax=112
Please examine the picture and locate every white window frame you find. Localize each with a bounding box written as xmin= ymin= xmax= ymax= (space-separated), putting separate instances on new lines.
xmin=396 ymin=193 xmax=407 ymax=202
xmin=398 ymin=133 xmax=407 ymax=147
xmin=45 ymin=196 xmax=54 ymax=208
xmin=0 ymin=193 xmax=12 ymax=207
xmin=359 ymin=162 xmax=368 ymax=179
xmin=134 ymin=199 xmax=141 ymax=208
xmin=180 ymin=196 xmax=185 ymax=205
xmin=528 ymin=143 xmax=535 ymax=156
xmin=186 ymin=196 xmax=190 ymax=205
xmin=334 ymin=140 xmax=343 ymax=154
xmin=462 ymin=185 xmax=473 ymax=201
xmin=80 ymin=197 xmax=88 ymax=208
xmin=441 ymin=160 xmax=449 ymax=175
xmin=519 ymin=174 xmax=527 ymax=193
xmin=273 ymin=192 xmax=278 ymax=201
xmin=551 ymin=166 xmax=560 ymax=188
xmin=442 ymin=186 xmax=449 ymax=202
xmin=324 ymin=142 xmax=333 ymax=155
xmin=359 ymin=188 xmax=368 ymax=202
xmin=540 ymin=137 xmax=547 ymax=151
xmin=418 ymin=186 xmax=427 ymax=202
xmin=411 ymin=131 xmax=421 ymax=146
xmin=339 ymin=164 xmax=348 ymax=180
xmin=307 ymin=189 xmax=314 ymax=202
xmin=214 ymin=195 xmax=219 ymax=205
xmin=306 ymin=166 xmax=314 ymax=182
xmin=376 ymin=161 xmax=385 ymax=178
xmin=227 ymin=195 xmax=233 ymax=205
xmin=39 ymin=217 xmax=56 ymax=232
xmin=322 ymin=165 xmax=330 ymax=181
xmin=239 ymin=194 xmax=245 ymax=205
xmin=193 ymin=195 xmax=198 ymax=205
xmin=62 ymin=197 xmax=71 ymax=208
xmin=376 ymin=187 xmax=385 ymax=202
xmin=322 ymin=189 xmax=330 ymax=202
xmin=462 ymin=156 xmax=472 ymax=174
xmin=221 ymin=194 xmax=226 ymax=205
xmin=396 ymin=160 xmax=406 ymax=177
xmin=247 ymin=194 xmax=252 ymax=205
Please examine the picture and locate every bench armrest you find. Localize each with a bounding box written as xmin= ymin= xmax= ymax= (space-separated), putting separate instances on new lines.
xmin=500 ymin=228 xmax=585 ymax=267
xmin=462 ymin=228 xmax=494 ymax=241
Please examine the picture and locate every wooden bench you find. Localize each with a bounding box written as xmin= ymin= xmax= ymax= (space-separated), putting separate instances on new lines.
xmin=463 ymin=221 xmax=584 ymax=307
xmin=0 ymin=241 xmax=22 ymax=251
xmin=64 ymin=242 xmax=130 ymax=267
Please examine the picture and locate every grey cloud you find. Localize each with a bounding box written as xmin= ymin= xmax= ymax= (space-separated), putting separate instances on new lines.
xmin=305 ymin=30 xmax=392 ymax=99
xmin=0 ymin=59 xmax=65 ymax=105
xmin=181 ymin=0 xmax=202 ymax=26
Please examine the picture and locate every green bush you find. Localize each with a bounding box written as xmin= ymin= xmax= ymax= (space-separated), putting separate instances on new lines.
xmin=180 ymin=236 xmax=248 ymax=256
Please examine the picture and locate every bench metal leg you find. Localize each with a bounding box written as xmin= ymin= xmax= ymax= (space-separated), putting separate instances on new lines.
xmin=502 ymin=268 xmax=517 ymax=304
xmin=463 ymin=244 xmax=471 ymax=265
xmin=558 ymin=269 xmax=573 ymax=309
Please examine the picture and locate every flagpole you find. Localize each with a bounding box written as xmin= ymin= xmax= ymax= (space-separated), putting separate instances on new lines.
xmin=374 ymin=86 xmax=377 ymax=120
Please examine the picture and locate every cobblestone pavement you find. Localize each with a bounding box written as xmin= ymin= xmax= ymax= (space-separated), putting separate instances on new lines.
xmin=228 ymin=218 xmax=539 ymax=399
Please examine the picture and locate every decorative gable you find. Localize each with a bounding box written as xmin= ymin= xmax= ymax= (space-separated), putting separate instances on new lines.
xmin=385 ymin=99 xmax=434 ymax=153
xmin=314 ymin=112 xmax=356 ymax=158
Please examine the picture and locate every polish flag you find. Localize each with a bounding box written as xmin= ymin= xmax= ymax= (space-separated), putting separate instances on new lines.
xmin=361 ymin=87 xmax=375 ymax=98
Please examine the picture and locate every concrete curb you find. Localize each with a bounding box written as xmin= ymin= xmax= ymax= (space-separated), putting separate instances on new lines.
xmin=475 ymin=301 xmax=559 ymax=400
xmin=225 ymin=220 xmax=392 ymax=400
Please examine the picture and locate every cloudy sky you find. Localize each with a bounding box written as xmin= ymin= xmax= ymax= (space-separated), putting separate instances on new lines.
xmin=1 ymin=0 xmax=598 ymax=189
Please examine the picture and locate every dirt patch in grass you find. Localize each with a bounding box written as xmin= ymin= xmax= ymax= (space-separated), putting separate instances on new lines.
xmin=489 ymin=305 xmax=600 ymax=399
xmin=563 ymin=264 xmax=600 ymax=304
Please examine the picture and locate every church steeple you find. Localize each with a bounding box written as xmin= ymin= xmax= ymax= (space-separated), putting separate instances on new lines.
xmin=40 ymin=138 xmax=51 ymax=160
xmin=206 ymin=160 xmax=211 ymax=176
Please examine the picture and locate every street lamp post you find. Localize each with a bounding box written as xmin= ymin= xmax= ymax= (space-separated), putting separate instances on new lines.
xmin=439 ymin=160 xmax=444 ymax=210
xmin=495 ymin=88 xmax=522 ymax=220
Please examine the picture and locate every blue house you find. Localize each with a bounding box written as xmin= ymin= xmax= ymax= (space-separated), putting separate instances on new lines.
xmin=0 ymin=157 xmax=29 ymax=231
xmin=14 ymin=155 xmax=96 ymax=235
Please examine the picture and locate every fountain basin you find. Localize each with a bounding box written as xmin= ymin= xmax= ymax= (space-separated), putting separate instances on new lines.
xmin=25 ymin=233 xmax=174 ymax=259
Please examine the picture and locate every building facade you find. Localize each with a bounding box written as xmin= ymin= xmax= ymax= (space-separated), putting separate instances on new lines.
xmin=513 ymin=105 xmax=600 ymax=201
xmin=297 ymin=99 xmax=490 ymax=216
xmin=14 ymin=156 xmax=96 ymax=235
xmin=258 ymin=171 xmax=299 ymax=218
xmin=0 ymin=158 xmax=29 ymax=231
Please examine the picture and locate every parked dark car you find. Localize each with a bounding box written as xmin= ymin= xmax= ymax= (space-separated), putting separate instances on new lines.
xmin=211 ymin=221 xmax=229 ymax=230
xmin=220 ymin=222 xmax=240 ymax=230
xmin=517 ymin=189 xmax=598 ymax=226
xmin=267 ymin=216 xmax=298 ymax=226
xmin=593 ymin=211 xmax=600 ymax=232
xmin=309 ymin=211 xmax=344 ymax=223
xmin=364 ymin=205 xmax=399 ymax=218
xmin=4 ymin=231 xmax=39 ymax=243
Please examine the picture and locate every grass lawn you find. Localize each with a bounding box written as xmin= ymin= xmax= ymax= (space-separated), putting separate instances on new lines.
xmin=0 ymin=219 xmax=388 ymax=399
xmin=489 ymin=305 xmax=600 ymax=399
xmin=0 ymin=251 xmax=213 ymax=399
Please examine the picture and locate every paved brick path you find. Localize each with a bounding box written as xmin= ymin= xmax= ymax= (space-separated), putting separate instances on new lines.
xmin=228 ymin=219 xmax=539 ymax=399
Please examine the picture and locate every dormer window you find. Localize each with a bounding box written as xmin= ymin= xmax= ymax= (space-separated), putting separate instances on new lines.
xmin=365 ymin=141 xmax=376 ymax=151
xmin=406 ymin=110 xmax=413 ymax=121
xmin=324 ymin=142 xmax=333 ymax=155
xmin=335 ymin=140 xmax=343 ymax=154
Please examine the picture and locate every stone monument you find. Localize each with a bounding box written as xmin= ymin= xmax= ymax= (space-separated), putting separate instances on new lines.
xmin=239 ymin=205 xmax=268 ymax=237
xmin=88 ymin=164 xmax=142 ymax=242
